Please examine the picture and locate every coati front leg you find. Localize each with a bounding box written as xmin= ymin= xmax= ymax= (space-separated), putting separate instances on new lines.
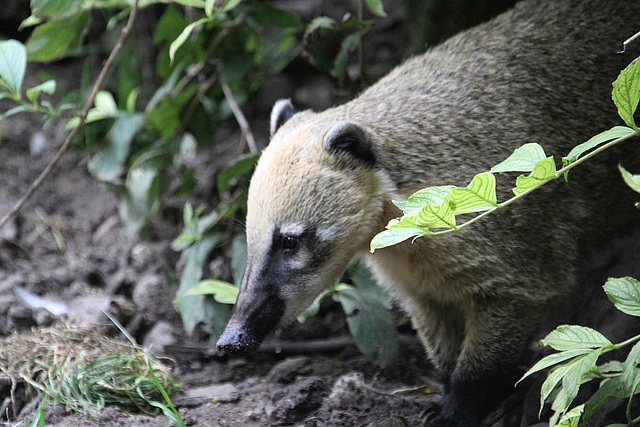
xmin=420 ymin=292 xmax=547 ymax=426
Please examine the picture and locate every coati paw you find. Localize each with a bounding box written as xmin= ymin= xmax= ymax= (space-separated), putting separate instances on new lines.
xmin=420 ymin=402 xmax=467 ymax=427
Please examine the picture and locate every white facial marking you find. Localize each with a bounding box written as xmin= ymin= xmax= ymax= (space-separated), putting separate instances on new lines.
xmin=280 ymin=222 xmax=305 ymax=236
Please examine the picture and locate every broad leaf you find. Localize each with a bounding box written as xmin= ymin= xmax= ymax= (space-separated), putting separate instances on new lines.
xmin=370 ymin=218 xmax=430 ymax=252
xmin=622 ymin=340 xmax=640 ymax=393
xmin=448 ymin=172 xmax=498 ymax=214
xmin=563 ymin=126 xmax=635 ymax=165
xmin=26 ymin=13 xmax=90 ymax=62
xmin=612 ymin=59 xmax=640 ymax=129
xmin=604 ymin=276 xmax=640 ymax=317
xmin=583 ymin=377 xmax=628 ymax=422
xmin=513 ymin=156 xmax=556 ymax=195
xmin=26 ymin=79 xmax=56 ymax=104
xmin=88 ymin=113 xmax=145 ymax=182
xmin=542 ymin=325 xmax=611 ymax=351
xmin=180 ymin=279 xmax=239 ymax=304
xmin=393 ymin=186 xmax=453 ymax=215
xmin=30 ymin=0 xmax=81 ymax=20
xmin=335 ymin=287 xmax=398 ymax=369
xmin=94 ymin=91 xmax=118 ymax=117
xmin=364 ymin=0 xmax=387 ymax=17
xmin=416 ymin=201 xmax=456 ymax=230
xmin=619 ymin=165 xmax=640 ymax=194
xmin=0 ymin=39 xmax=27 ymax=94
xmin=491 ymin=142 xmax=547 ymax=173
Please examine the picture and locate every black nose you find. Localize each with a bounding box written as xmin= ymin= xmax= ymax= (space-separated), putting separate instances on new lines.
xmin=216 ymin=326 xmax=260 ymax=356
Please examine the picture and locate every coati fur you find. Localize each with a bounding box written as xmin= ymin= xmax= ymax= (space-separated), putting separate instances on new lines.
xmin=218 ymin=0 xmax=640 ymax=425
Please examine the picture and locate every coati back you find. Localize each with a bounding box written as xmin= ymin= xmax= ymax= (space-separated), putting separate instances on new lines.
xmin=218 ymin=0 xmax=640 ymax=425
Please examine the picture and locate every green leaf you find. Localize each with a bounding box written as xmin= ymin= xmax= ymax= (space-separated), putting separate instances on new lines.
xmin=416 ymin=201 xmax=456 ymax=230
xmin=118 ymin=167 xmax=160 ymax=235
xmin=30 ymin=0 xmax=81 ymax=20
xmin=622 ymin=340 xmax=640 ymax=393
xmin=334 ymin=32 xmax=362 ymax=86
xmin=513 ymin=156 xmax=557 ymax=195
xmin=306 ymin=16 xmax=337 ymax=34
xmin=619 ymin=165 xmax=640 ymax=194
xmin=557 ymin=404 xmax=584 ymax=427
xmin=221 ymin=0 xmax=242 ymax=12
xmin=518 ymin=348 xmax=592 ymax=384
xmin=0 ymin=105 xmax=28 ymax=120
xmin=604 ymin=277 xmax=640 ymax=317
xmin=179 ymin=279 xmax=239 ymax=304
xmin=540 ymin=364 xmax=570 ymax=417
xmin=612 ymin=59 xmax=640 ymax=129
xmin=491 ymin=143 xmax=547 ymax=173
xmin=563 ymin=126 xmax=635 ymax=165
xmin=26 ymin=13 xmax=90 ymax=62
xmin=583 ymin=377 xmax=628 ymax=422
xmin=169 ymin=16 xmax=212 ymax=64
xmin=0 ymin=39 xmax=27 ymax=94
xmin=447 ymin=172 xmax=498 ymax=214
xmin=364 ymin=0 xmax=387 ymax=17
xmin=26 ymin=79 xmax=56 ymax=104
xmin=88 ymin=113 xmax=145 ymax=182
xmin=393 ymin=186 xmax=453 ymax=215
xmin=370 ymin=218 xmax=430 ymax=252
xmin=335 ymin=287 xmax=398 ymax=369
xmin=94 ymin=91 xmax=119 ymax=117
xmin=216 ymin=154 xmax=259 ymax=197
xmin=542 ymin=325 xmax=611 ymax=351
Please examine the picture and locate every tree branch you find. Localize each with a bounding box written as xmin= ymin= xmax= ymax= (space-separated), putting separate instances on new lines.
xmin=0 ymin=0 xmax=140 ymax=230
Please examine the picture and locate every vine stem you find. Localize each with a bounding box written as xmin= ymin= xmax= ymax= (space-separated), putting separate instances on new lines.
xmin=0 ymin=0 xmax=140 ymax=230
xmin=430 ymin=129 xmax=639 ymax=237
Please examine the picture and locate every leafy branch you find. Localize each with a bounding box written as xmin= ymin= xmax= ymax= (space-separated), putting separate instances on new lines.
xmin=0 ymin=0 xmax=140 ymax=230
xmin=371 ymin=59 xmax=640 ymax=252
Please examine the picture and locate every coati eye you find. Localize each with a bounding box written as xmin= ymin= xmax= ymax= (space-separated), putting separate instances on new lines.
xmin=281 ymin=235 xmax=299 ymax=253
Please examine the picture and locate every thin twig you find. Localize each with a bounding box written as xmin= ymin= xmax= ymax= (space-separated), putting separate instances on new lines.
xmin=176 ymin=71 xmax=219 ymax=137
xmin=0 ymin=0 xmax=140 ymax=230
xmin=220 ymin=80 xmax=257 ymax=154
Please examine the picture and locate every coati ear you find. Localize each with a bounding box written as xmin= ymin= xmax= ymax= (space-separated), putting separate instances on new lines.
xmin=270 ymin=99 xmax=295 ymax=137
xmin=322 ymin=121 xmax=376 ymax=165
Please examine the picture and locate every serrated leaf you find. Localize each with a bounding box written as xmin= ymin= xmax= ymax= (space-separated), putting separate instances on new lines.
xmin=179 ymin=279 xmax=239 ymax=304
xmin=619 ymin=165 xmax=640 ymax=194
xmin=335 ymin=287 xmax=398 ymax=369
xmin=491 ymin=142 xmax=547 ymax=173
xmin=561 ymin=350 xmax=601 ymax=406
xmin=519 ymin=348 xmax=592 ymax=384
xmin=563 ymin=126 xmax=635 ymax=165
xmin=612 ymin=59 xmax=640 ymax=129
xmin=416 ymin=201 xmax=456 ymax=230
xmin=604 ymin=277 xmax=640 ymax=316
xmin=541 ymin=365 xmax=572 ymax=417
xmin=557 ymin=404 xmax=584 ymax=427
xmin=448 ymin=172 xmax=498 ymax=214
xmin=542 ymin=325 xmax=611 ymax=351
xmin=393 ymin=186 xmax=453 ymax=215
xmin=364 ymin=0 xmax=387 ymax=17
xmin=513 ymin=156 xmax=557 ymax=195
xmin=0 ymin=39 xmax=27 ymax=94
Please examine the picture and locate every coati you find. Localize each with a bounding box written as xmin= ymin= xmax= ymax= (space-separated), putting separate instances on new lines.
xmin=217 ymin=0 xmax=640 ymax=425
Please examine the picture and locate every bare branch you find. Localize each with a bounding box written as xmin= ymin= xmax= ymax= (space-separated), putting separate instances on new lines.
xmin=0 ymin=0 xmax=140 ymax=230
xmin=221 ymin=80 xmax=257 ymax=154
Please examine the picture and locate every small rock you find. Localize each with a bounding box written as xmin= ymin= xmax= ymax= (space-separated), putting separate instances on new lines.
xmin=132 ymin=273 xmax=175 ymax=323
xmin=268 ymin=376 xmax=326 ymax=425
xmin=267 ymin=356 xmax=311 ymax=384
xmin=327 ymin=372 xmax=367 ymax=407
xmin=67 ymin=294 xmax=111 ymax=323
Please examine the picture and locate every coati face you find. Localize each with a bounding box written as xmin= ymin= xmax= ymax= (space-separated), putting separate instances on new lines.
xmin=217 ymin=99 xmax=392 ymax=355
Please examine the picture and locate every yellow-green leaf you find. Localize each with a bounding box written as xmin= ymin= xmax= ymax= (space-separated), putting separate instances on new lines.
xmin=448 ymin=172 xmax=498 ymax=214
xmin=513 ymin=156 xmax=556 ymax=195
